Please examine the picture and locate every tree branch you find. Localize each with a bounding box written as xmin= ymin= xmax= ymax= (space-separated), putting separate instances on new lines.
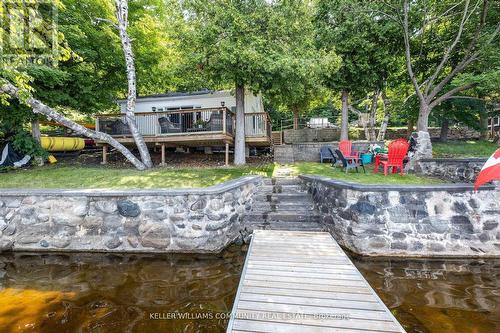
xmin=424 ymin=0 xmax=471 ymax=95
xmin=94 ymin=17 xmax=119 ymax=30
xmin=429 ymin=83 xmax=477 ymax=108
xmin=0 ymin=82 xmax=147 ymax=170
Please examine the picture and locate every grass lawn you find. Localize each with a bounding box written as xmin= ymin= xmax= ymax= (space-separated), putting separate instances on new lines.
xmin=432 ymin=140 xmax=498 ymax=158
xmin=288 ymin=162 xmax=444 ymax=185
xmin=0 ymin=164 xmax=275 ymax=189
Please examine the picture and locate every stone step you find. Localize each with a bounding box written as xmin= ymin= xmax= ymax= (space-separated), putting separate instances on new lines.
xmin=253 ymin=193 xmax=312 ymax=203
xmin=257 ymin=185 xmax=306 ymax=194
xmin=244 ymin=221 xmax=325 ymax=232
xmin=242 ymin=212 xmax=321 ymax=223
xmin=251 ymin=202 xmax=315 ymax=211
xmin=263 ymin=178 xmax=302 ymax=186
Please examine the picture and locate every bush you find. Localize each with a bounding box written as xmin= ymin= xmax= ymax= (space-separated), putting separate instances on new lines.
xmin=12 ymin=130 xmax=48 ymax=159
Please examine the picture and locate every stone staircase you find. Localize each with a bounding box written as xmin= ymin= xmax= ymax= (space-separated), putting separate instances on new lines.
xmin=242 ymin=177 xmax=324 ymax=231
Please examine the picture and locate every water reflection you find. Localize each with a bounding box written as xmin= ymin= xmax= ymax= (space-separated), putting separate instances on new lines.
xmin=351 ymin=256 xmax=500 ymax=333
xmin=0 ymin=247 xmax=245 ymax=333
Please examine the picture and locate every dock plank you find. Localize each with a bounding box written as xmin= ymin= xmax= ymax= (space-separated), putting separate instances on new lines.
xmin=226 ymin=230 xmax=406 ymax=333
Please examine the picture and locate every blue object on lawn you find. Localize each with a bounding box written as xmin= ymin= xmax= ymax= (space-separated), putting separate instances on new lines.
xmin=361 ymin=153 xmax=373 ymax=165
xmin=320 ymin=145 xmax=334 ymax=163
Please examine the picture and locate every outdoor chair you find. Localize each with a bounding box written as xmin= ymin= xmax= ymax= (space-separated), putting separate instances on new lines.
xmin=335 ymin=149 xmax=365 ymax=173
xmin=320 ymin=145 xmax=335 ymax=163
xmin=158 ymin=117 xmax=182 ymax=134
xmin=110 ymin=119 xmax=131 ymax=135
xmin=207 ymin=113 xmax=223 ymax=131
xmin=374 ymin=139 xmax=410 ymax=176
xmin=339 ymin=140 xmax=360 ymax=160
xmin=327 ymin=147 xmax=339 ymax=167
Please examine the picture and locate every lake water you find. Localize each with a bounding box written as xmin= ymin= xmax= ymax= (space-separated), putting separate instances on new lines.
xmin=0 ymin=247 xmax=498 ymax=333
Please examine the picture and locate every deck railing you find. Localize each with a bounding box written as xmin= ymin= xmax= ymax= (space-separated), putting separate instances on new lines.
xmin=245 ymin=112 xmax=272 ymax=139
xmin=95 ymin=107 xmax=234 ymax=137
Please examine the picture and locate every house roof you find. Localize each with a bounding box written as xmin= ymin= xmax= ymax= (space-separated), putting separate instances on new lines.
xmin=117 ymin=89 xmax=218 ymax=103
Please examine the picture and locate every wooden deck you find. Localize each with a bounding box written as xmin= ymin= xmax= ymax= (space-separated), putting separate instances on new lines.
xmin=227 ymin=230 xmax=406 ymax=333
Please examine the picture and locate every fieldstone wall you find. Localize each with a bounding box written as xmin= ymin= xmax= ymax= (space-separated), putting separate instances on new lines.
xmin=0 ymin=176 xmax=262 ymax=253
xmin=283 ymin=126 xmax=481 ymax=144
xmin=416 ymin=158 xmax=487 ymax=183
xmin=301 ymin=175 xmax=500 ymax=257
xmin=274 ymin=141 xmax=384 ymax=164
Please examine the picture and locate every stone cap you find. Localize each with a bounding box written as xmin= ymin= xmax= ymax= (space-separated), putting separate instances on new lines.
xmin=300 ymin=175 xmax=497 ymax=192
xmin=0 ymin=175 xmax=262 ymax=197
xmin=419 ymin=158 xmax=488 ymax=163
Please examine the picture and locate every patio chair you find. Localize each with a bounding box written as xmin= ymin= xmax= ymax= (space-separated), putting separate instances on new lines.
xmin=335 ymin=149 xmax=365 ymax=173
xmin=110 ymin=119 xmax=131 ymax=135
xmin=320 ymin=145 xmax=334 ymax=163
xmin=339 ymin=140 xmax=360 ymax=160
xmin=374 ymin=139 xmax=410 ymax=176
xmin=158 ymin=117 xmax=181 ymax=134
xmin=327 ymin=147 xmax=339 ymax=167
xmin=207 ymin=113 xmax=223 ymax=131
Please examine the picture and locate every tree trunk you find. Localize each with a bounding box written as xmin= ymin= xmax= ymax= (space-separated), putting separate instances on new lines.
xmin=234 ymin=83 xmax=246 ymax=165
xmin=377 ymin=93 xmax=390 ymax=141
xmin=340 ymin=90 xmax=349 ymax=140
xmin=416 ymin=103 xmax=430 ymax=132
xmin=479 ymin=107 xmax=489 ymax=140
xmin=1 ymin=82 xmax=147 ymax=170
xmin=439 ymin=118 xmax=450 ymax=142
xmin=292 ymin=106 xmax=299 ymax=130
xmin=115 ymin=0 xmax=152 ymax=169
xmin=31 ymin=119 xmax=41 ymax=143
xmin=368 ymin=89 xmax=379 ymax=141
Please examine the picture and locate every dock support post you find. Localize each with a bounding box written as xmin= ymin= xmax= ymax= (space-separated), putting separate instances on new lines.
xmin=160 ymin=144 xmax=166 ymax=166
xmin=101 ymin=144 xmax=108 ymax=165
xmin=225 ymin=143 xmax=229 ymax=166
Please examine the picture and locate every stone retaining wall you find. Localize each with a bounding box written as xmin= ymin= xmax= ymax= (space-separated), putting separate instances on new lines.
xmin=283 ymin=126 xmax=480 ymax=144
xmin=274 ymin=141 xmax=384 ymax=164
xmin=301 ymin=175 xmax=500 ymax=257
xmin=0 ymin=176 xmax=262 ymax=253
xmin=416 ymin=158 xmax=487 ymax=183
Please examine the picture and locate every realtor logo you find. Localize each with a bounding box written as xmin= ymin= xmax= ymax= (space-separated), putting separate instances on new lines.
xmin=0 ymin=0 xmax=58 ymax=64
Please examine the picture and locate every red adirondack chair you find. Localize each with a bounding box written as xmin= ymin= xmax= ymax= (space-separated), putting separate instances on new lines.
xmin=339 ymin=140 xmax=359 ymax=160
xmin=375 ymin=139 xmax=410 ymax=176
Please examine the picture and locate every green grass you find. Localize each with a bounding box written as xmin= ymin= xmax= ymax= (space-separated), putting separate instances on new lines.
xmin=0 ymin=164 xmax=275 ymax=189
xmin=432 ymin=140 xmax=498 ymax=158
xmin=288 ymin=162 xmax=444 ymax=185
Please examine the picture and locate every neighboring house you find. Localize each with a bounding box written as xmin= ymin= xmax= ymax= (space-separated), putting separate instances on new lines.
xmin=95 ymin=90 xmax=271 ymax=165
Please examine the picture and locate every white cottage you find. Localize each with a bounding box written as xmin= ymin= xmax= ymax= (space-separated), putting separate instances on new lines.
xmin=95 ymin=90 xmax=271 ymax=165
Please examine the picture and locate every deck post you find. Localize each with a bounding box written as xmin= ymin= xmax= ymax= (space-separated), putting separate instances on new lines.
xmin=223 ymin=108 xmax=227 ymax=134
xmin=160 ymin=144 xmax=166 ymax=166
xmin=101 ymin=144 xmax=108 ymax=165
xmin=225 ymin=142 xmax=229 ymax=166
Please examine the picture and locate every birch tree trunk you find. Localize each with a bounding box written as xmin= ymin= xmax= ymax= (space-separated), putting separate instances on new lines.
xmin=115 ymin=0 xmax=153 ymax=169
xmin=1 ymin=82 xmax=147 ymax=170
xmin=367 ymin=89 xmax=379 ymax=141
xmin=340 ymin=90 xmax=349 ymax=140
xmin=31 ymin=119 xmax=41 ymax=143
xmin=377 ymin=93 xmax=390 ymax=141
xmin=234 ymin=83 xmax=246 ymax=165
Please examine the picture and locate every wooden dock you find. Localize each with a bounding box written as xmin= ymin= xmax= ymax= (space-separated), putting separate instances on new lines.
xmin=227 ymin=230 xmax=406 ymax=333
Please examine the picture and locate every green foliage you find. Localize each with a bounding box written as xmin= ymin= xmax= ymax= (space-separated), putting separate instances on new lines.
xmin=12 ymin=130 xmax=48 ymax=159
xmin=433 ymin=140 xmax=499 ymax=158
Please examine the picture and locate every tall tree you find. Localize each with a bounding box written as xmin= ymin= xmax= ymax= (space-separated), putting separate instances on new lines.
xmin=315 ymin=0 xmax=401 ymax=141
xmin=395 ymin=0 xmax=499 ymax=157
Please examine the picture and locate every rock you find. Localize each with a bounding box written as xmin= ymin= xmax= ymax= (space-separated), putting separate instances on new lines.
xmin=451 ymin=215 xmax=474 ymax=233
xmin=192 ymin=224 xmax=202 ymax=231
xmin=483 ymin=221 xmax=498 ymax=231
xmin=5 ymin=199 xmax=21 ymax=208
xmin=127 ymin=236 xmax=139 ymax=248
xmin=209 ymin=199 xmax=224 ymax=211
xmin=105 ymin=236 xmax=122 ymax=249
xmin=453 ymin=202 xmax=468 ymax=214
xmin=0 ymin=219 xmax=6 ymax=232
xmin=3 ymin=224 xmax=16 ymax=236
xmin=72 ymin=201 xmax=89 ymax=216
xmin=427 ymin=242 xmax=445 ymax=252
xmin=39 ymin=240 xmax=49 ymax=248
xmin=141 ymin=237 xmax=170 ymax=249
xmin=190 ymin=198 xmax=207 ymax=211
xmin=51 ymin=236 xmax=71 ymax=248
xmin=350 ymin=201 xmax=376 ymax=215
xmin=206 ymin=218 xmax=232 ymax=232
xmin=117 ymin=200 xmax=141 ymax=217
xmin=390 ymin=241 xmax=408 ymax=250
xmin=392 ymin=232 xmax=406 ymax=240
xmin=94 ymin=201 xmax=117 ymax=214
xmin=0 ymin=240 xmax=13 ymax=251
xmin=139 ymin=223 xmax=171 ymax=249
